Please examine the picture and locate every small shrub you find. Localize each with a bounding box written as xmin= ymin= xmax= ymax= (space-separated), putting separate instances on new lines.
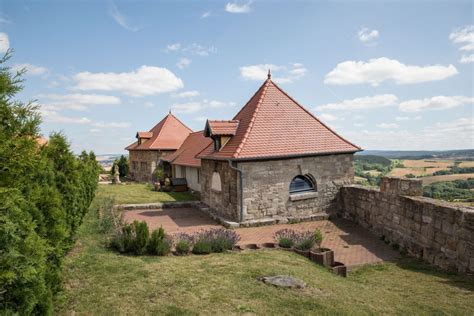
xmin=278 ymin=237 xmax=294 ymax=248
xmin=192 ymin=239 xmax=212 ymax=254
xmin=191 ymin=228 xmax=240 ymax=254
xmin=148 ymin=227 xmax=171 ymax=256
xmin=314 ymin=229 xmax=323 ymax=246
xmin=174 ymin=233 xmax=194 ymax=255
xmin=96 ymin=196 xmax=116 ymax=234
xmin=133 ymin=221 xmax=149 ymax=255
xmin=175 ymin=240 xmax=191 ymax=255
xmin=274 ymin=229 xmax=298 ymax=248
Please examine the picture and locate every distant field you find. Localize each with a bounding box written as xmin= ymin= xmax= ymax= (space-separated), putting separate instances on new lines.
xmin=388 ymin=159 xmax=454 ymax=177
xmin=459 ymin=161 xmax=474 ymax=168
xmin=421 ymin=173 xmax=474 ymax=185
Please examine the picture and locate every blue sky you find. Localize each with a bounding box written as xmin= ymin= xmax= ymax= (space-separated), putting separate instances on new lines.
xmin=1 ymin=0 xmax=473 ymax=154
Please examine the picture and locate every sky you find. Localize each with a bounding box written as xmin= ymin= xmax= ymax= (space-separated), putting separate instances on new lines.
xmin=1 ymin=0 xmax=473 ymax=154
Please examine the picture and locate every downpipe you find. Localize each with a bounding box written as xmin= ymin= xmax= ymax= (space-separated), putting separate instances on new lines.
xmin=228 ymin=160 xmax=244 ymax=222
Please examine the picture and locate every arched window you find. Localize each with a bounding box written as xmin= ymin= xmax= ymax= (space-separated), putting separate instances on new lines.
xmin=211 ymin=172 xmax=222 ymax=192
xmin=289 ymin=175 xmax=316 ymax=194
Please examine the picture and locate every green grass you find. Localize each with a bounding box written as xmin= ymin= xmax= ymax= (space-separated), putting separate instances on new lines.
xmin=55 ymin=201 xmax=474 ymax=315
xmin=97 ymin=183 xmax=197 ymax=204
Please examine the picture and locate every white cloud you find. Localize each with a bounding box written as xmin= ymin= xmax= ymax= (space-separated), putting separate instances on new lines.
xmin=171 ymin=99 xmax=235 ymax=113
xmin=358 ymin=27 xmax=379 ymax=44
xmin=449 ymin=25 xmax=474 ymax=51
xmin=318 ymin=113 xmax=338 ymax=122
xmin=11 ymin=63 xmax=48 ymax=76
xmin=225 ymin=1 xmax=252 ymax=13
xmin=201 ymin=11 xmax=211 ymax=18
xmin=176 ymin=57 xmax=191 ymax=69
xmin=450 ymin=25 xmax=474 ymax=64
xmin=172 ymin=90 xmax=200 ymax=98
xmin=0 ymin=32 xmax=9 ymax=53
xmin=324 ymin=57 xmax=457 ymax=86
xmin=39 ymin=93 xmax=121 ymax=111
xmin=165 ymin=43 xmax=181 ymax=52
xmin=395 ymin=116 xmax=422 ymax=121
xmin=91 ymin=121 xmax=131 ymax=128
xmin=460 ymin=54 xmax=474 ymax=64
xmin=89 ymin=128 xmax=101 ymax=133
xmin=183 ymin=43 xmax=217 ymax=56
xmin=108 ymin=1 xmax=140 ymax=31
xmin=240 ymin=63 xmax=307 ymax=83
xmin=41 ymin=109 xmax=130 ymax=128
xmin=316 ymin=94 xmax=398 ymax=111
xmin=399 ymin=96 xmax=474 ymax=112
xmin=353 ymin=123 xmax=364 ymax=127
xmin=73 ymin=66 xmax=183 ymax=97
xmin=144 ymin=101 xmax=154 ymax=108
xmin=165 ymin=43 xmax=216 ymax=56
xmin=376 ymin=123 xmax=399 ymax=129
xmin=171 ymin=102 xmax=202 ymax=114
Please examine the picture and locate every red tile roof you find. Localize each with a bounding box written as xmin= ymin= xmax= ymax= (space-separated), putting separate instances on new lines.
xmin=205 ymin=120 xmax=240 ymax=136
xmin=126 ymin=112 xmax=193 ymax=151
xmin=198 ymin=78 xmax=361 ymax=160
xmin=136 ymin=131 xmax=153 ymax=138
xmin=162 ymin=131 xmax=212 ymax=167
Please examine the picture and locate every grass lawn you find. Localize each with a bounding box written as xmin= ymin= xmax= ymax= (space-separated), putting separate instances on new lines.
xmin=55 ymin=200 xmax=474 ymax=315
xmin=97 ymin=183 xmax=197 ymax=204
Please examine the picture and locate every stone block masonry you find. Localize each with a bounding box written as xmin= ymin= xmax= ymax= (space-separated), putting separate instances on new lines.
xmin=339 ymin=177 xmax=474 ymax=273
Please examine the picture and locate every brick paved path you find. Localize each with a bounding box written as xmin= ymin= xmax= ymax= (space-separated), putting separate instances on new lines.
xmin=123 ymin=207 xmax=399 ymax=268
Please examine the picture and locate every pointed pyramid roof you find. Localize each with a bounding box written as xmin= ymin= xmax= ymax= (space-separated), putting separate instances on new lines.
xmin=125 ymin=112 xmax=193 ymax=151
xmin=198 ymin=78 xmax=361 ymax=160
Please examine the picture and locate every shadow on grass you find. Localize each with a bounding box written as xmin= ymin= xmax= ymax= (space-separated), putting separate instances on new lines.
xmin=395 ymin=257 xmax=474 ymax=292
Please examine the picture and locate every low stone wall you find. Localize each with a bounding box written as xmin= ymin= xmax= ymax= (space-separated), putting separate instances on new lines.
xmin=339 ymin=177 xmax=474 ymax=273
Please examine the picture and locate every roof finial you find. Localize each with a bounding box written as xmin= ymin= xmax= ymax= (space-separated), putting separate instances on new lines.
xmin=267 ymin=69 xmax=271 ymax=80
xmin=169 ymin=109 xmax=172 ymax=114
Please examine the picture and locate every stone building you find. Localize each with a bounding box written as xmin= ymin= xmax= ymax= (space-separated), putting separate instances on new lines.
xmin=197 ymin=73 xmax=361 ymax=223
xmin=125 ymin=112 xmax=192 ymax=182
xmin=162 ymin=131 xmax=212 ymax=192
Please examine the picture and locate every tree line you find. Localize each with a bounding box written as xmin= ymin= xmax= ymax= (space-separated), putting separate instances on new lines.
xmin=0 ymin=53 xmax=100 ymax=314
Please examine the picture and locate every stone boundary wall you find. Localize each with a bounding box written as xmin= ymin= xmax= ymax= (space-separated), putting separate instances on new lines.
xmin=339 ymin=177 xmax=474 ymax=273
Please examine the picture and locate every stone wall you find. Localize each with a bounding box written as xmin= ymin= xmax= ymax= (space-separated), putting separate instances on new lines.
xmin=339 ymin=177 xmax=474 ymax=273
xmin=239 ymin=154 xmax=354 ymax=222
xmin=129 ymin=150 xmax=174 ymax=182
xmin=200 ymin=159 xmax=240 ymax=221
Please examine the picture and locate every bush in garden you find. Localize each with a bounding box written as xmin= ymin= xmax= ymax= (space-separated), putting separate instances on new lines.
xmin=174 ymin=233 xmax=194 ymax=255
xmin=274 ymin=229 xmax=298 ymax=248
xmin=192 ymin=239 xmax=213 ymax=255
xmin=314 ymin=229 xmax=323 ymax=246
xmin=133 ymin=221 xmax=149 ymax=255
xmin=278 ymin=237 xmax=294 ymax=248
xmin=147 ymin=227 xmax=172 ymax=256
xmin=191 ymin=228 xmax=240 ymax=253
xmin=96 ymin=196 xmax=118 ymax=234
xmin=274 ymin=229 xmax=323 ymax=250
xmin=0 ymin=52 xmax=101 ymax=314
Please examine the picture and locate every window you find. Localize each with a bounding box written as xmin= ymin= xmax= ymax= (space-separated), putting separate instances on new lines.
xmin=197 ymin=169 xmax=200 ymax=184
xmin=180 ymin=166 xmax=186 ymax=178
xmin=289 ymin=175 xmax=316 ymax=194
xmin=213 ymin=137 xmax=221 ymax=151
xmin=211 ymin=172 xmax=222 ymax=192
xmin=140 ymin=161 xmax=147 ymax=171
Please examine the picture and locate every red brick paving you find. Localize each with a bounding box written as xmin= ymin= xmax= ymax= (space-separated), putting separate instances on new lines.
xmin=123 ymin=208 xmax=399 ymax=268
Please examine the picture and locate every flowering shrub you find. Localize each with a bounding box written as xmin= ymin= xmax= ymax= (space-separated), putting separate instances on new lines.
xmin=274 ymin=229 xmax=323 ymax=250
xmin=191 ymin=228 xmax=241 ymax=254
xmin=274 ymin=229 xmax=299 ymax=248
xmin=174 ymin=232 xmax=194 ymax=255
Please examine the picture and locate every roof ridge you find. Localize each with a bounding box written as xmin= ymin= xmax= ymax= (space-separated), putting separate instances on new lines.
xmin=269 ymin=80 xmax=362 ymax=151
xmin=169 ymin=112 xmax=193 ymax=133
xmin=233 ymin=79 xmax=271 ymax=158
xmin=149 ymin=113 xmax=171 ymax=148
